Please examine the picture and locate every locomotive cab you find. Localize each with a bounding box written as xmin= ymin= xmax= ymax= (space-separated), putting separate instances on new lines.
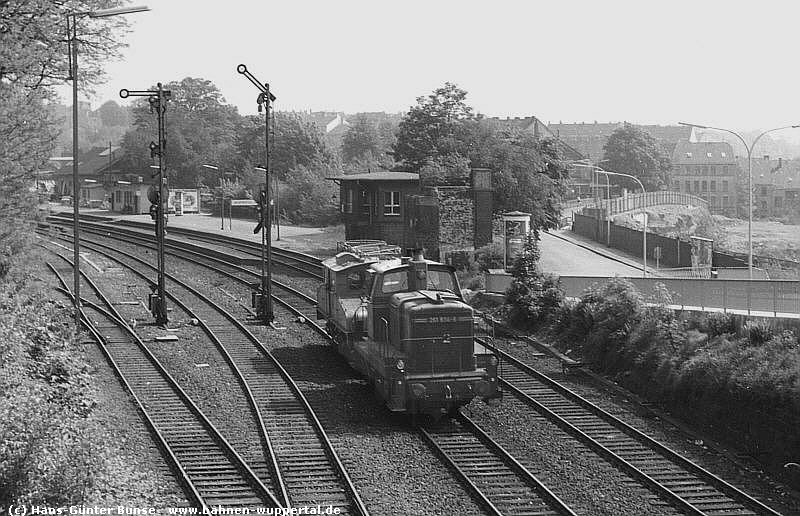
xmin=319 ymin=241 xmax=501 ymax=416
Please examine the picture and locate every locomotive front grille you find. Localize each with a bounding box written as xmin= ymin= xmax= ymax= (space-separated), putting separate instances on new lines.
xmin=405 ymin=336 xmax=474 ymax=374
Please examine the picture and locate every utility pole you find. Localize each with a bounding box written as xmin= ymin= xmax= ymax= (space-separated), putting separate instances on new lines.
xmin=238 ymin=64 xmax=278 ymax=326
xmin=120 ymin=84 xmax=171 ymax=325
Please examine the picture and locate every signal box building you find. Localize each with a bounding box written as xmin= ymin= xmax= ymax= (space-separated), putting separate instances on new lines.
xmin=328 ymin=169 xmax=493 ymax=261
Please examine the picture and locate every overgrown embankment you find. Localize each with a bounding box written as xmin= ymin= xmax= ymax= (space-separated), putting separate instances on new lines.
xmin=0 ymin=256 xmax=181 ymax=506
xmin=496 ymin=234 xmax=800 ymax=486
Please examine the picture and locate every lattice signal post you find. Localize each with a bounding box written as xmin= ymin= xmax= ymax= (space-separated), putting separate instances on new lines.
xmin=238 ymin=64 xmax=277 ymax=326
xmin=120 ymin=84 xmax=171 ymax=325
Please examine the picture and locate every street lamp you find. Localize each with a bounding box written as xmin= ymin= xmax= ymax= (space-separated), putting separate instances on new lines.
xmin=679 ymin=122 xmax=800 ymax=279
xmin=572 ymin=163 xmax=648 ymax=277
xmin=202 ymin=164 xmax=227 ymax=230
xmin=66 ymin=5 xmax=149 ymax=328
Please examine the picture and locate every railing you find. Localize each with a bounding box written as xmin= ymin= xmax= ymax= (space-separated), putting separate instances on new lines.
xmin=574 ymin=191 xmax=708 ymax=215
xmin=558 ymin=276 xmax=800 ymax=317
xmin=485 ymin=272 xmax=800 ymax=317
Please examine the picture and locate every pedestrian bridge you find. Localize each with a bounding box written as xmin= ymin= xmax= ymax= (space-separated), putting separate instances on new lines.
xmin=568 ymin=191 xmax=708 ymax=216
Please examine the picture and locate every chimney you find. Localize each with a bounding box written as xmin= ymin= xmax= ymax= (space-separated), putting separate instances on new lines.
xmin=407 ymin=249 xmax=428 ymax=292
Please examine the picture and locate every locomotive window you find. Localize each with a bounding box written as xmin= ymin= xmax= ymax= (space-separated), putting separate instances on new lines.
xmin=346 ymin=271 xmax=363 ymax=290
xmin=380 ymin=271 xmax=408 ymax=294
xmin=426 ymin=270 xmax=456 ymax=292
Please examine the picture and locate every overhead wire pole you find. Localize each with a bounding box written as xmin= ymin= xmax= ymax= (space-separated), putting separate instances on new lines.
xmin=120 ymin=84 xmax=172 ymax=325
xmin=238 ymin=64 xmax=278 ymax=327
xmin=65 ymin=4 xmax=149 ymax=330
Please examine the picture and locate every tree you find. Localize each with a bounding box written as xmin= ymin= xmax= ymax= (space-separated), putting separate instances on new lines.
xmin=342 ymin=114 xmax=382 ymax=163
xmin=0 ymin=0 xmax=130 ymax=275
xmin=602 ymin=123 xmax=671 ymax=191
xmin=1 ymin=0 xmax=131 ymax=91
xmin=505 ymin=233 xmax=564 ymax=330
xmin=120 ymin=77 xmax=240 ymax=188
xmin=392 ymin=82 xmax=474 ymax=171
xmin=234 ymin=112 xmax=330 ymax=183
xmin=487 ymin=129 xmax=570 ymax=232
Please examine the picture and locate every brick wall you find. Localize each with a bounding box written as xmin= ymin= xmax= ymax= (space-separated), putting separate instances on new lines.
xmin=437 ymin=188 xmax=474 ymax=256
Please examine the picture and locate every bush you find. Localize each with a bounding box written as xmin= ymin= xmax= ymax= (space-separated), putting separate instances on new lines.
xmin=743 ymin=320 xmax=774 ymax=346
xmin=473 ymin=241 xmax=504 ymax=271
xmin=505 ymin=234 xmax=564 ymax=330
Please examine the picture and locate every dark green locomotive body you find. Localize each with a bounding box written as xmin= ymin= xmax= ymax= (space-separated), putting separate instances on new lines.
xmin=317 ymin=242 xmax=500 ymax=417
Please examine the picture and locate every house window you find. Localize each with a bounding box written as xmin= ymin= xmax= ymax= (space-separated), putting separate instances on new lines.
xmin=710 ymin=166 xmax=716 ymax=175
xmin=722 ymin=196 xmax=729 ymax=206
xmin=710 ymin=181 xmax=716 ymax=192
xmin=723 ymin=165 xmax=728 ymax=174
xmin=383 ymin=191 xmax=400 ymax=216
xmin=761 ymin=186 xmax=767 ymax=196
xmin=707 ymin=152 xmax=713 ymax=158
xmin=694 ymin=181 xmax=700 ymax=192
xmin=685 ymin=181 xmax=691 ymax=192
xmin=761 ymin=200 xmax=768 ymax=210
xmin=686 ymin=152 xmax=692 ymax=158
xmin=710 ymin=196 xmax=716 ymax=207
xmin=721 ymin=152 xmax=727 ymax=158
xmin=722 ymin=181 xmax=728 ymax=192
xmin=701 ymin=180 xmax=707 ymax=191
xmin=775 ymin=197 xmax=783 ymax=208
xmin=115 ymin=190 xmax=121 ymax=203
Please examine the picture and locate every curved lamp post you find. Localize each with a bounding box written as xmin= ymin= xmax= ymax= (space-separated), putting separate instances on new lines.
xmin=66 ymin=5 xmax=149 ymax=328
xmin=679 ymin=122 xmax=800 ymax=279
xmin=572 ymin=163 xmax=648 ymax=277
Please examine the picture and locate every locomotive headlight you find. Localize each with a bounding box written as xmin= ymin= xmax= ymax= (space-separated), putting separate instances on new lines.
xmin=396 ymin=359 xmax=405 ymax=371
xmin=489 ymin=356 xmax=499 ymax=366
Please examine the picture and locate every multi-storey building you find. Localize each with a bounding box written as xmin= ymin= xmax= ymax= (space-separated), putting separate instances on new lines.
xmin=669 ymin=141 xmax=739 ymax=215
xmin=747 ymin=156 xmax=800 ymax=218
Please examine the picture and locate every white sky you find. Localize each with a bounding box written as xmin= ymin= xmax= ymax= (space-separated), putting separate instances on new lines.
xmin=62 ymin=0 xmax=800 ymax=136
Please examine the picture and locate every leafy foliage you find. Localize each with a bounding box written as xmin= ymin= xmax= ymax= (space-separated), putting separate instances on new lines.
xmin=392 ymin=82 xmax=474 ymax=171
xmin=504 ymin=234 xmax=565 ymax=330
xmin=342 ymin=114 xmax=383 ymax=163
xmin=120 ymin=77 xmax=240 ymax=188
xmin=602 ymin=123 xmax=671 ymax=191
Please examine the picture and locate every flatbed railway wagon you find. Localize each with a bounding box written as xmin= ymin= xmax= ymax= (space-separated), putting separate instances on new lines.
xmin=317 ymin=241 xmax=501 ymax=417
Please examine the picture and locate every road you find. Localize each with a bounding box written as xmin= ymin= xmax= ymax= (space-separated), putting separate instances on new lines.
xmin=538 ymin=230 xmax=643 ymax=277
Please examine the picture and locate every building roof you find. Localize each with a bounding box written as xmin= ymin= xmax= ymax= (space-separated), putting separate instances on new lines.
xmin=53 ymin=146 xmax=124 ymax=177
xmin=547 ymin=122 xmax=691 ymax=160
xmin=672 ymin=140 xmax=736 ymax=164
xmin=489 ymin=116 xmax=584 ymax=160
xmin=328 ymin=172 xmax=420 ymax=182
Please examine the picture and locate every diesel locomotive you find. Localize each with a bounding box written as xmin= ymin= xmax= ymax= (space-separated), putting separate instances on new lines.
xmin=316 ymin=240 xmax=501 ymax=417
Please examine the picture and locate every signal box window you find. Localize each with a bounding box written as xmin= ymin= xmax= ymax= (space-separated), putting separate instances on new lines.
xmin=344 ymin=189 xmax=354 ymax=214
xmin=360 ymin=190 xmax=371 ymax=215
xmin=383 ymin=191 xmax=400 ymax=216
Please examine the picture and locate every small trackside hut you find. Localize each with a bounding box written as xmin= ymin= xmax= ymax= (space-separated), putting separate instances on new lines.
xmin=317 ymin=240 xmax=501 ymax=417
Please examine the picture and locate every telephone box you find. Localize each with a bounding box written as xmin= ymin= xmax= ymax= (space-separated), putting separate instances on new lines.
xmin=503 ymin=211 xmax=531 ymax=270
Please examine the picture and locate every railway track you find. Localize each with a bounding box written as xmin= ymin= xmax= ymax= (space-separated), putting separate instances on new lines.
xmin=45 ymin=255 xmax=283 ymax=510
xmin=42 ymin=214 xmax=323 ymax=278
xmin=420 ymin=412 xmax=576 ymax=516
xmin=41 ymin=237 xmax=368 ymax=515
xmin=40 ymin=219 xmax=785 ymax=514
xmin=476 ymin=337 xmax=781 ymax=516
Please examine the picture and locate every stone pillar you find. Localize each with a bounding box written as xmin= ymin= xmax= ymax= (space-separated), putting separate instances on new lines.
xmin=472 ymin=168 xmax=493 ymax=248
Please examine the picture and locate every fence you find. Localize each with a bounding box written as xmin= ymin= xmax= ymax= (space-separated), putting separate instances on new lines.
xmin=485 ymin=272 xmax=800 ymax=316
xmin=572 ymin=213 xmax=749 ymax=270
xmin=559 ymin=276 xmax=800 ymax=317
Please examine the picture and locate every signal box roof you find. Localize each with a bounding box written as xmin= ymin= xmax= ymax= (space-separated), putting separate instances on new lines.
xmin=326 ymin=172 xmax=419 ymax=182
